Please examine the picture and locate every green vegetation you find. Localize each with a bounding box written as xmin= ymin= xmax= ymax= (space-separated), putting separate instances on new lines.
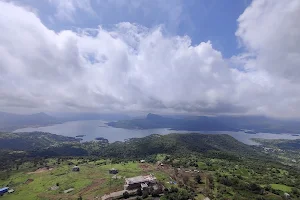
xmin=271 ymin=184 xmax=292 ymax=192
xmin=0 ymin=132 xmax=79 ymax=151
xmin=0 ymin=159 xmax=169 ymax=200
xmin=1 ymin=132 xmax=300 ymax=199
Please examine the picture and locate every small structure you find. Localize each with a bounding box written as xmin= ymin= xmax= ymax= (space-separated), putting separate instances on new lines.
xmin=124 ymin=174 xmax=157 ymax=190
xmin=284 ymin=193 xmax=290 ymax=199
xmin=140 ymin=160 xmax=145 ymax=163
xmin=140 ymin=183 xmax=148 ymax=190
xmin=8 ymin=189 xmax=14 ymax=194
xmin=109 ymin=168 xmax=118 ymax=174
xmin=0 ymin=187 xmax=9 ymax=196
xmin=64 ymin=188 xmax=74 ymax=193
xmin=72 ymin=166 xmax=80 ymax=172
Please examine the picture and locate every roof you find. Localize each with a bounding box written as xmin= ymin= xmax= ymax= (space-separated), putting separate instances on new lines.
xmin=64 ymin=188 xmax=74 ymax=193
xmin=125 ymin=175 xmax=156 ymax=184
xmin=0 ymin=187 xmax=9 ymax=192
xmin=73 ymin=166 xmax=79 ymax=168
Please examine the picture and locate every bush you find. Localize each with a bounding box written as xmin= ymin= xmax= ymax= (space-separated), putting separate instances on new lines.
xmin=123 ymin=191 xmax=130 ymax=199
xmin=170 ymin=186 xmax=179 ymax=193
xmin=151 ymin=189 xmax=160 ymax=197
xmin=142 ymin=191 xmax=149 ymax=199
xmin=195 ymin=175 xmax=202 ymax=184
xmin=137 ymin=188 xmax=143 ymax=196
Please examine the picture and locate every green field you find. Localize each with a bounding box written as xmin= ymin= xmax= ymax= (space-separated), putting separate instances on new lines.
xmin=271 ymin=184 xmax=292 ymax=192
xmin=0 ymin=159 xmax=169 ymax=200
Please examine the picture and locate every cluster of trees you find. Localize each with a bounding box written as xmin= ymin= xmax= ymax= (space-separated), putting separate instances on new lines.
xmin=161 ymin=187 xmax=193 ymax=200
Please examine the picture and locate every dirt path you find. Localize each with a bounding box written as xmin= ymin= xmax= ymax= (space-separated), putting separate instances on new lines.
xmin=27 ymin=167 xmax=53 ymax=174
xmin=139 ymin=163 xmax=155 ymax=172
xmin=78 ymin=178 xmax=106 ymax=196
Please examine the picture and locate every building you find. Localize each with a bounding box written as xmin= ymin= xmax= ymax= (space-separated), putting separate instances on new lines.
xmin=0 ymin=187 xmax=9 ymax=196
xmin=72 ymin=166 xmax=80 ymax=172
xmin=8 ymin=189 xmax=14 ymax=194
xmin=109 ymin=168 xmax=118 ymax=174
xmin=140 ymin=160 xmax=146 ymax=163
xmin=124 ymin=175 xmax=157 ymax=190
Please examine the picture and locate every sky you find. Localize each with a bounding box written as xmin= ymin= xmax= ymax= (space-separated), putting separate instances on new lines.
xmin=0 ymin=0 xmax=300 ymax=118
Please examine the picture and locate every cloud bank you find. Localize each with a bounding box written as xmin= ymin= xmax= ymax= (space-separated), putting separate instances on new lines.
xmin=1 ymin=0 xmax=300 ymax=118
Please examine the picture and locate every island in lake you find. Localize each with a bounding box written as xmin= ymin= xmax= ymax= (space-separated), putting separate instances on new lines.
xmin=244 ymin=130 xmax=257 ymax=134
xmin=95 ymin=137 xmax=109 ymax=143
xmin=75 ymin=134 xmax=86 ymax=137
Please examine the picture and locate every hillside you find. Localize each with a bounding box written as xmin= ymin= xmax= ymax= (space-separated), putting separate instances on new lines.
xmin=0 ymin=132 xmax=80 ymax=151
xmin=0 ymin=112 xmax=61 ymax=131
xmin=97 ymin=133 xmax=260 ymax=160
xmin=1 ymin=132 xmax=300 ymax=200
xmin=0 ymin=132 xmax=259 ymax=161
xmin=108 ymin=113 xmax=300 ymax=133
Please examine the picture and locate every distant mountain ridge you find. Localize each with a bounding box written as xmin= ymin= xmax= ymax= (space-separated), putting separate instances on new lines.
xmin=0 ymin=111 xmax=61 ymax=131
xmin=108 ymin=113 xmax=300 ymax=134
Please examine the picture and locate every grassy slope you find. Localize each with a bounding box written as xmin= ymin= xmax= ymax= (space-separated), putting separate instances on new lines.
xmin=0 ymin=132 xmax=79 ymax=151
xmin=271 ymin=184 xmax=292 ymax=192
xmin=0 ymin=160 xmax=170 ymax=200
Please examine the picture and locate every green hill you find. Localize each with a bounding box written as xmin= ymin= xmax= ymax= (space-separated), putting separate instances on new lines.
xmin=0 ymin=132 xmax=79 ymax=151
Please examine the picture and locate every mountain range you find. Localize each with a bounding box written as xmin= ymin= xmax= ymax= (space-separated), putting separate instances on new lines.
xmin=108 ymin=113 xmax=300 ymax=134
xmin=0 ymin=112 xmax=60 ymax=132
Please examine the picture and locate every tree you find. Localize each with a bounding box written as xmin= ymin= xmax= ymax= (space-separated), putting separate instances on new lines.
xmin=264 ymin=185 xmax=272 ymax=191
xmin=142 ymin=191 xmax=149 ymax=199
xmin=137 ymin=188 xmax=143 ymax=196
xmin=151 ymin=189 xmax=160 ymax=197
xmin=170 ymin=186 xmax=178 ymax=193
xmin=123 ymin=191 xmax=130 ymax=199
xmin=195 ymin=174 xmax=202 ymax=184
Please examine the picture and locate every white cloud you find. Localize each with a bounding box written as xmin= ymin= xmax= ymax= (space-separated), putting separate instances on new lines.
xmin=234 ymin=0 xmax=300 ymax=117
xmin=0 ymin=1 xmax=240 ymax=115
xmin=48 ymin=0 xmax=95 ymax=22
xmin=236 ymin=0 xmax=300 ymax=82
xmin=1 ymin=0 xmax=300 ymax=118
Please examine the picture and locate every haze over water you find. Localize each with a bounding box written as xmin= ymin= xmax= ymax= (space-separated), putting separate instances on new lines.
xmin=13 ymin=120 xmax=300 ymax=145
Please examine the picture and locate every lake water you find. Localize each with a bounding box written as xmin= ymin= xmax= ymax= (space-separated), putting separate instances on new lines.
xmin=14 ymin=120 xmax=300 ymax=145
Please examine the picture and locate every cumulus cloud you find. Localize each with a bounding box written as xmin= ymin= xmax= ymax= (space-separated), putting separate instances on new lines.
xmin=0 ymin=1 xmax=240 ymax=115
xmin=1 ymin=0 xmax=300 ymax=118
xmin=236 ymin=0 xmax=300 ymax=81
xmin=234 ymin=0 xmax=300 ymax=117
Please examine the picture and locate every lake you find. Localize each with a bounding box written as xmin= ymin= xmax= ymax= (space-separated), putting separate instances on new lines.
xmin=14 ymin=120 xmax=300 ymax=145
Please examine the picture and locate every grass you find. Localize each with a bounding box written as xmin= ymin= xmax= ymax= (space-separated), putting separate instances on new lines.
xmin=194 ymin=193 xmax=205 ymax=200
xmin=0 ymin=159 xmax=169 ymax=200
xmin=270 ymin=184 xmax=292 ymax=192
